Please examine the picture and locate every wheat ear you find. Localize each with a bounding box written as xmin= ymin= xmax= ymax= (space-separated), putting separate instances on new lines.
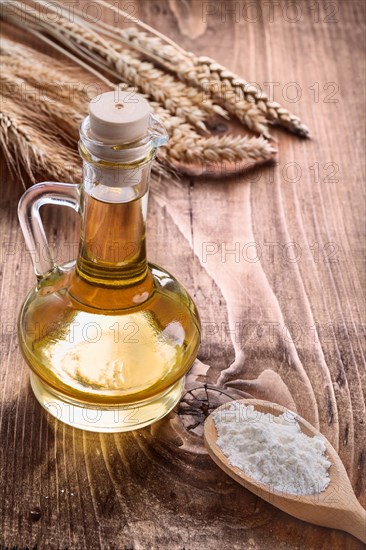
xmin=118 ymin=28 xmax=309 ymax=137
xmin=183 ymin=57 xmax=309 ymax=137
xmin=150 ymin=105 xmax=275 ymax=166
xmin=84 ymin=0 xmax=308 ymax=137
xmin=0 ymin=99 xmax=81 ymax=186
xmin=6 ymin=0 xmax=230 ymax=132
xmin=68 ymin=4 xmax=269 ymax=136
xmin=0 ymin=38 xmax=275 ymax=183
xmin=24 ymin=0 xmax=270 ymax=136
xmin=1 ymin=40 xmax=95 ymax=109
xmin=118 ymin=29 xmax=308 ymax=137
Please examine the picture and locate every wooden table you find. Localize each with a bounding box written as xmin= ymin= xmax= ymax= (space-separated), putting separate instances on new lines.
xmin=1 ymin=1 xmax=365 ymax=548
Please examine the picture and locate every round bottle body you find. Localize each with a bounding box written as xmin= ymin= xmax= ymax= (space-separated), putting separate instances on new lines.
xmin=18 ymin=262 xmax=201 ymax=432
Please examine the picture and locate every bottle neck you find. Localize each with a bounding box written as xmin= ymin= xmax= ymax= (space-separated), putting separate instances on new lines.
xmin=76 ymin=157 xmax=152 ymax=289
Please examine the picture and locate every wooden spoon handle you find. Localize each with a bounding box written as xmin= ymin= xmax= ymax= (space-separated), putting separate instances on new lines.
xmin=341 ymin=503 xmax=366 ymax=543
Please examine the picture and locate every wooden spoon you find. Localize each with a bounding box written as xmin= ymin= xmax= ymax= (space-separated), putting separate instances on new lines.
xmin=204 ymin=399 xmax=366 ymax=543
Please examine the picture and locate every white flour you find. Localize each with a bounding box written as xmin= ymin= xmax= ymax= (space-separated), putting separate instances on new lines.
xmin=212 ymin=403 xmax=331 ymax=495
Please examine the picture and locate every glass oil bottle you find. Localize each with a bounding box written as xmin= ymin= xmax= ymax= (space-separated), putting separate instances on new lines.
xmin=17 ymin=91 xmax=201 ymax=432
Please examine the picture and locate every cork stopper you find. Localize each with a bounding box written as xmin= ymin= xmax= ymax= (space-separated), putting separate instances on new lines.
xmin=88 ymin=91 xmax=151 ymax=144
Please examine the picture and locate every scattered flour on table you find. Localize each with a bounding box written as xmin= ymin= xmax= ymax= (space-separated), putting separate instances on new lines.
xmin=212 ymin=403 xmax=331 ymax=495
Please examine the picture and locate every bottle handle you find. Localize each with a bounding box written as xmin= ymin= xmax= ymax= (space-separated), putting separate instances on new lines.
xmin=18 ymin=182 xmax=80 ymax=279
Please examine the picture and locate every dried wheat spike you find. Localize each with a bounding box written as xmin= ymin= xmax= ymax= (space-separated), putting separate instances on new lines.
xmin=0 ymin=99 xmax=81 ymax=186
xmin=179 ymin=57 xmax=309 ymax=137
xmin=1 ymin=71 xmax=83 ymax=144
xmin=1 ymin=8 xmax=276 ymax=177
xmin=150 ymin=104 xmax=275 ymax=166
xmin=110 ymin=43 xmax=268 ymax=136
xmin=91 ymin=12 xmax=307 ymax=138
xmin=165 ymin=133 xmax=275 ymax=165
xmin=77 ymin=19 xmax=269 ymax=136
xmin=1 ymin=40 xmax=92 ymax=109
xmin=3 ymin=1 xmax=225 ymax=131
xmin=114 ymin=40 xmax=269 ymax=136
xmin=119 ymin=28 xmax=190 ymax=66
xmin=111 ymin=44 xmax=228 ymax=128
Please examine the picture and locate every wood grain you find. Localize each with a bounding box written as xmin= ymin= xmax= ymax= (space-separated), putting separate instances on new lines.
xmin=1 ymin=1 xmax=365 ymax=549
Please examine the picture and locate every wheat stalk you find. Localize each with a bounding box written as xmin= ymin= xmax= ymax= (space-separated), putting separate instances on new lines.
xmin=0 ymin=37 xmax=275 ymax=185
xmin=2 ymin=1 xmax=276 ymax=149
xmin=68 ymin=5 xmax=269 ymax=136
xmin=0 ymin=39 xmax=88 ymax=185
xmin=120 ymin=30 xmax=308 ymax=137
xmin=119 ymin=31 xmax=307 ymax=136
xmin=0 ymin=98 xmax=81 ymax=186
xmin=19 ymin=0 xmax=271 ymax=136
xmin=183 ymin=57 xmax=310 ymax=137
xmin=3 ymin=35 xmax=275 ymax=167
xmin=151 ymin=105 xmax=274 ymax=166
xmin=84 ymin=0 xmax=308 ymax=137
xmin=161 ymin=132 xmax=275 ymax=167
xmin=4 ymin=0 xmax=232 ymax=132
xmin=1 ymin=42 xmax=93 ymax=109
xmin=1 ymin=72 xmax=83 ymax=144
xmin=93 ymin=25 xmax=190 ymax=68
xmin=0 ymin=38 xmax=90 ymax=145
xmin=5 ymin=0 xmax=308 ymax=138
xmin=89 ymin=25 xmax=269 ymax=136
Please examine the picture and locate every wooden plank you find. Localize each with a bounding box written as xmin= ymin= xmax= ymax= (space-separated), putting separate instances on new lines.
xmin=0 ymin=0 xmax=365 ymax=548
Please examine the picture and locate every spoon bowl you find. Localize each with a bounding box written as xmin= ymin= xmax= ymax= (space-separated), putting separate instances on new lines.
xmin=204 ymin=399 xmax=366 ymax=543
